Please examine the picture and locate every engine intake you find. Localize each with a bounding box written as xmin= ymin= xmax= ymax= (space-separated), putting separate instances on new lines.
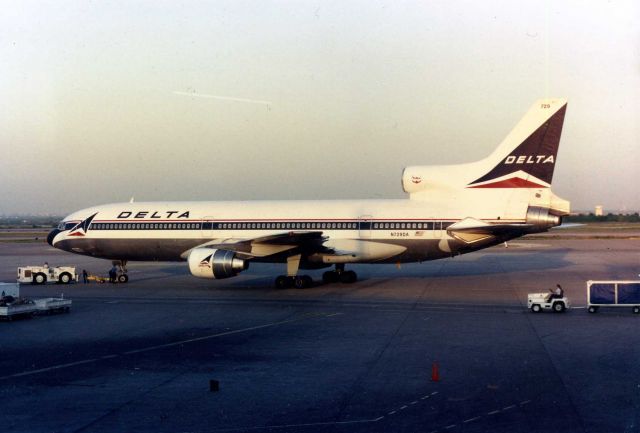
xmin=188 ymin=248 xmax=248 ymax=279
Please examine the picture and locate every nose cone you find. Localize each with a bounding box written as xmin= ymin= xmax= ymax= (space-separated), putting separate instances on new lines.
xmin=47 ymin=229 xmax=61 ymax=246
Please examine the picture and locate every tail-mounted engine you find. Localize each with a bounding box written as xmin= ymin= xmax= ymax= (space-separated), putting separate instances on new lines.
xmin=526 ymin=206 xmax=561 ymax=230
xmin=188 ymin=248 xmax=248 ymax=279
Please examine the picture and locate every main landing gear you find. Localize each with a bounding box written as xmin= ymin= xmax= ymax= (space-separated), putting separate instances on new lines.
xmin=274 ymin=254 xmax=313 ymax=289
xmin=322 ymin=264 xmax=357 ymax=284
xmin=273 ymin=257 xmax=358 ymax=289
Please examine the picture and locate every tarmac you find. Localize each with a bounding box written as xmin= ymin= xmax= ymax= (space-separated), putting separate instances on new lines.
xmin=0 ymin=238 xmax=639 ymax=433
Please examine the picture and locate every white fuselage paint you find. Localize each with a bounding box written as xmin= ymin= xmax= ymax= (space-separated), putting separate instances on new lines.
xmin=50 ymin=199 xmax=526 ymax=264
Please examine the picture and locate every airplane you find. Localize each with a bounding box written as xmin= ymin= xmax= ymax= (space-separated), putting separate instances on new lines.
xmin=48 ymin=98 xmax=570 ymax=288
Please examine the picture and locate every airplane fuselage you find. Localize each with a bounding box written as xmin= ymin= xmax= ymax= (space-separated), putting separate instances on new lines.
xmin=49 ymin=199 xmax=526 ymax=265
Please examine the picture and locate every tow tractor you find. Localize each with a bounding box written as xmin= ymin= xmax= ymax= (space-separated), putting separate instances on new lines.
xmin=527 ymin=292 xmax=570 ymax=313
xmin=17 ymin=266 xmax=78 ymax=285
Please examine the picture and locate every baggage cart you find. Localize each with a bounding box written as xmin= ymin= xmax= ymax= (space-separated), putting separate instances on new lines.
xmin=0 ymin=301 xmax=37 ymax=320
xmin=0 ymin=282 xmax=20 ymax=298
xmin=587 ymin=280 xmax=640 ymax=314
xmin=34 ymin=298 xmax=72 ymax=314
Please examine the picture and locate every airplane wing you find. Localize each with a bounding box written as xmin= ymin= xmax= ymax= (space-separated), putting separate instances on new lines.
xmin=180 ymin=231 xmax=328 ymax=259
xmin=447 ymin=218 xmax=533 ymax=243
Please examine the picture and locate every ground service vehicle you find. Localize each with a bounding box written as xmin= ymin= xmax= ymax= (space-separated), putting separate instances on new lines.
xmin=528 ymin=292 xmax=570 ymax=313
xmin=17 ymin=266 xmax=78 ymax=285
xmin=587 ymin=281 xmax=640 ymax=314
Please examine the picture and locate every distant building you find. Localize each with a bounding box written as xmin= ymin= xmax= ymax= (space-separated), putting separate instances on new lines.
xmin=595 ymin=205 xmax=604 ymax=217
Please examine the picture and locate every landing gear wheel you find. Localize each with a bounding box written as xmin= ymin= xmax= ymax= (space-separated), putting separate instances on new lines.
xmin=33 ymin=273 xmax=46 ymax=285
xmin=58 ymin=273 xmax=71 ymax=284
xmin=275 ymin=275 xmax=291 ymax=289
xmin=294 ymin=275 xmax=313 ymax=289
xmin=117 ymin=274 xmax=129 ymax=283
xmin=340 ymin=270 xmax=357 ymax=284
xmin=322 ymin=271 xmax=339 ymax=284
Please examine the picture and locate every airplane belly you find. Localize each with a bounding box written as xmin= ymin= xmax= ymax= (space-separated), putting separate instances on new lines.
xmin=55 ymin=238 xmax=197 ymax=261
xmin=313 ymin=239 xmax=407 ymax=263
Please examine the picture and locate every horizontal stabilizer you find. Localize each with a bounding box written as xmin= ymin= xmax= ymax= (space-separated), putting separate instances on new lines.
xmin=447 ymin=218 xmax=532 ymax=243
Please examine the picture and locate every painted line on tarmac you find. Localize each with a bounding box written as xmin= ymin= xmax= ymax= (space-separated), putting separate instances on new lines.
xmin=0 ymin=312 xmax=327 ymax=381
xmin=384 ymin=390 xmax=442 ymax=422
xmin=211 ymin=417 xmax=385 ymax=431
xmin=1 ymin=359 xmax=99 ymax=379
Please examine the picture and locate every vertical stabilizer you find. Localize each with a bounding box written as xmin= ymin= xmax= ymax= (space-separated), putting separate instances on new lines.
xmin=466 ymin=98 xmax=567 ymax=189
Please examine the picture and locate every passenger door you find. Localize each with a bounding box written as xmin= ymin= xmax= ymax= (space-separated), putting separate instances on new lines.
xmin=358 ymin=215 xmax=373 ymax=238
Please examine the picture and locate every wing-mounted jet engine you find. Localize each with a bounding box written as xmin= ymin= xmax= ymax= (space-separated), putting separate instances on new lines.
xmin=188 ymin=248 xmax=249 ymax=279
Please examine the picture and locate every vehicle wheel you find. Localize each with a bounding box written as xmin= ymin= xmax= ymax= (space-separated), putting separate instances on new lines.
xmin=340 ymin=270 xmax=357 ymax=284
xmin=294 ymin=276 xmax=308 ymax=289
xmin=58 ymin=273 xmax=71 ymax=284
xmin=33 ymin=273 xmax=46 ymax=285
xmin=553 ymin=302 xmax=566 ymax=313
xmin=531 ymin=304 xmax=542 ymax=313
xmin=588 ymin=306 xmax=598 ymax=313
xmin=117 ymin=274 xmax=129 ymax=283
xmin=275 ymin=275 xmax=290 ymax=289
xmin=633 ymin=306 xmax=639 ymax=314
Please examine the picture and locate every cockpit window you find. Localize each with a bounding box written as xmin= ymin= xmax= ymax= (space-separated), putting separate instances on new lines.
xmin=58 ymin=222 xmax=77 ymax=231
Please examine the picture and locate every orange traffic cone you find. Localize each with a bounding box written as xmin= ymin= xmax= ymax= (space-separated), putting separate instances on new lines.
xmin=431 ymin=361 xmax=440 ymax=382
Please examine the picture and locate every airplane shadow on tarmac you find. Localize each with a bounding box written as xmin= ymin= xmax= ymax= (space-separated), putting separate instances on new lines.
xmin=171 ymin=248 xmax=576 ymax=291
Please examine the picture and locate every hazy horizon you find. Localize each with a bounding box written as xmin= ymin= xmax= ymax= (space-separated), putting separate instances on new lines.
xmin=1 ymin=1 xmax=638 ymax=216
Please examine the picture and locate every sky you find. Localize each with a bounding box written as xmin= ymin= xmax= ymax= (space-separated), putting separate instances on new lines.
xmin=1 ymin=0 xmax=638 ymax=215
